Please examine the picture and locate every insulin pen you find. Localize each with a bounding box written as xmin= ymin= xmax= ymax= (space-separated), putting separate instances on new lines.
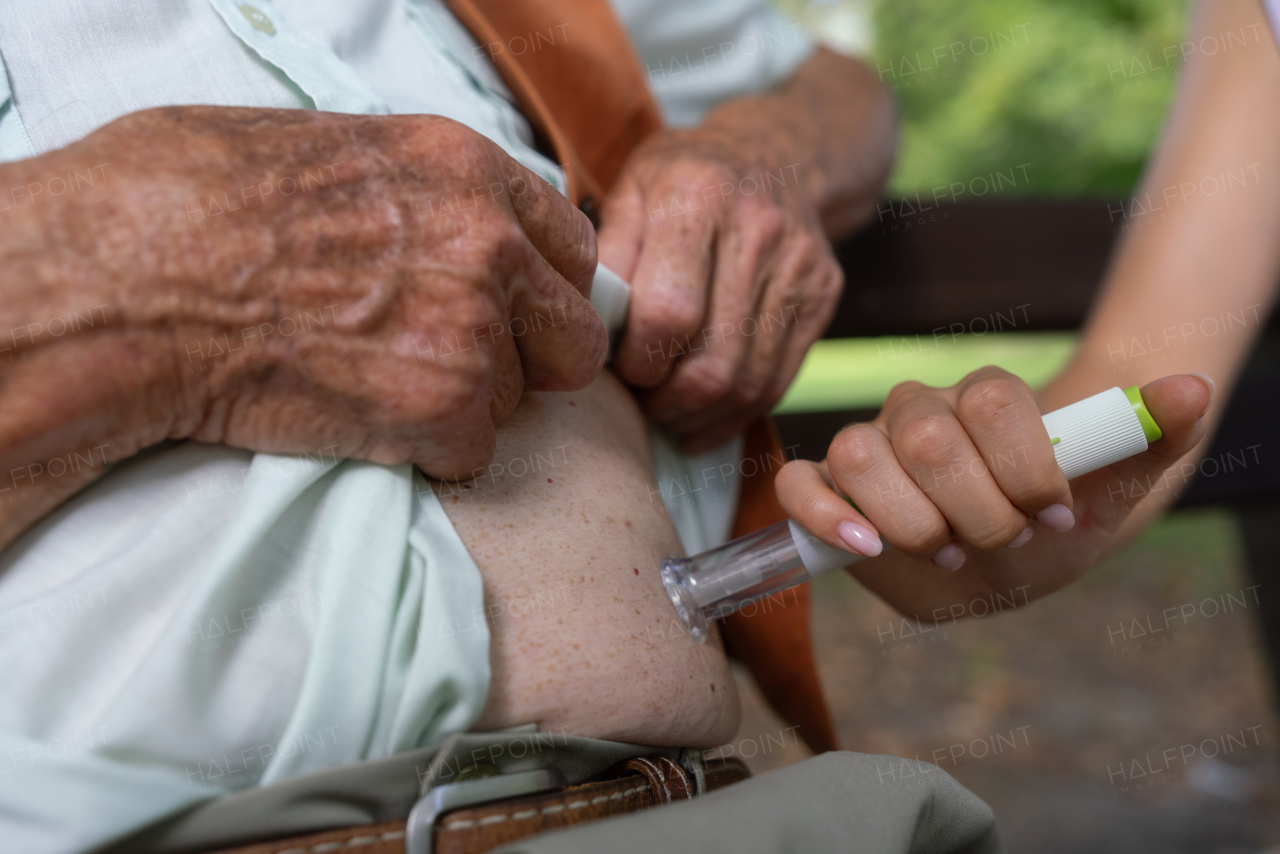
xmin=661 ymin=385 xmax=1164 ymax=643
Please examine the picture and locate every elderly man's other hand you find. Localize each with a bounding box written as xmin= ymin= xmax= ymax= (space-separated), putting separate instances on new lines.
xmin=3 ymin=107 xmax=607 ymax=490
xmin=596 ymin=48 xmax=895 ymax=452
xmin=597 ymin=126 xmax=843 ymax=453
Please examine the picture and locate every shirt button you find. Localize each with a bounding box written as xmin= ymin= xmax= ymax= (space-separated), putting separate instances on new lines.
xmin=238 ymin=4 xmax=276 ymax=35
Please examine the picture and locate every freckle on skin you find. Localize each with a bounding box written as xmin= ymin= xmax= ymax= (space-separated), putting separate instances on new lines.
xmin=633 ymin=567 xmax=639 ymax=575
xmin=547 ymin=478 xmax=553 ymax=483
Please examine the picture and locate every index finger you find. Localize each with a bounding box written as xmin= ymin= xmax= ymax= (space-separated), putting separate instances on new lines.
xmin=506 ymin=248 xmax=608 ymax=391
xmin=612 ymin=214 xmax=715 ymax=387
xmin=501 ymin=158 xmax=599 ymax=297
xmin=495 ymin=159 xmax=607 ymax=392
xmin=953 ymin=367 xmax=1073 ymax=520
xmin=775 ymin=458 xmax=884 ymax=558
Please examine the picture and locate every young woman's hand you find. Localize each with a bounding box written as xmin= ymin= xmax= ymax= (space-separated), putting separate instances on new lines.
xmin=774 ymin=369 xmax=1215 ymax=618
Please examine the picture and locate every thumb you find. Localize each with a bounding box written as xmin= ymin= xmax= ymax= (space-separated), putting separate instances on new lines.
xmin=1072 ymin=373 xmax=1216 ymax=527
xmin=595 ymin=177 xmax=647 ymax=283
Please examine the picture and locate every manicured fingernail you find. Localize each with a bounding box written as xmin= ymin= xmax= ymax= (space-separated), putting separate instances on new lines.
xmin=1189 ymin=372 xmax=1216 ymax=411
xmin=1036 ymin=503 xmax=1075 ymax=532
xmin=1007 ymin=526 xmax=1034 ymax=549
xmin=931 ymin=540 xmax=966 ymax=572
xmin=838 ymin=519 xmax=883 ymax=557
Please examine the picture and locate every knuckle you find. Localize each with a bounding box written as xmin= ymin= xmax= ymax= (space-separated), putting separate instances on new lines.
xmin=895 ymin=517 xmax=950 ymax=556
xmin=663 ymin=296 xmax=705 ymax=337
xmin=677 ymin=361 xmax=736 ymax=407
xmin=439 ymin=370 xmax=490 ymax=417
xmin=786 ymin=233 xmax=820 ymax=269
xmin=471 ymin=214 xmax=527 ymax=260
xmin=692 ymin=160 xmax=736 ymax=185
xmin=798 ymin=487 xmax=837 ymax=520
xmin=962 ymin=364 xmax=1015 ymax=385
xmin=775 ymin=459 xmax=810 ymax=492
xmin=967 ymin=516 xmax=1028 ymax=551
xmin=795 ymin=261 xmax=844 ymax=331
xmin=828 ymin=426 xmax=880 ymax=478
xmin=666 ymin=162 xmax=731 ymax=207
xmin=746 ymin=204 xmax=787 ymax=243
xmin=883 ymin=380 xmax=928 ymax=410
xmin=426 ymin=124 xmax=491 ymax=178
xmin=775 ymin=461 xmax=819 ymax=514
xmin=381 ymin=373 xmax=473 ymax=429
xmin=727 ymin=367 xmax=766 ymax=408
xmin=817 ymin=256 xmax=845 ymax=299
xmin=446 ymin=291 xmax=503 ymax=337
xmin=634 ymin=291 xmax=703 ymax=343
xmin=495 ymin=214 xmax=530 ymax=249
xmin=895 ymin=413 xmax=961 ymax=468
xmin=454 ymin=128 xmax=495 ymax=170
xmin=1008 ymin=477 xmax=1062 ymax=514
xmin=957 ymin=377 xmax=1024 ymax=425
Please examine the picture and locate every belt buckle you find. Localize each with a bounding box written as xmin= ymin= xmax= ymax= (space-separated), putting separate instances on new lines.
xmin=405 ymin=767 xmax=567 ymax=854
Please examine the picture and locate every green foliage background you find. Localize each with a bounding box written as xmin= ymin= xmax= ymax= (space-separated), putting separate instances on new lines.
xmin=783 ymin=0 xmax=1189 ymax=196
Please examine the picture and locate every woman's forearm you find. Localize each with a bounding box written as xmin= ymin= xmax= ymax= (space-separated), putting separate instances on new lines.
xmin=1042 ymin=0 xmax=1280 ymax=543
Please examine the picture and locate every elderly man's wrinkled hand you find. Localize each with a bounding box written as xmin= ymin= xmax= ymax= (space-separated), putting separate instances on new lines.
xmin=52 ymin=107 xmax=607 ymax=479
xmin=597 ymin=128 xmax=843 ymax=453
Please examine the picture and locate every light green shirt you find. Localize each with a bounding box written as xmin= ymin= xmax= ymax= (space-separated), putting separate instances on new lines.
xmin=0 ymin=2 xmax=810 ymax=850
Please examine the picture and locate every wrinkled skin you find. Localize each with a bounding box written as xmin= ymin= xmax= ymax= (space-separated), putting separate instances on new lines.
xmin=599 ymin=47 xmax=896 ymax=453
xmin=1 ymin=47 xmax=899 ymax=550
xmin=600 ymin=128 xmax=843 ymax=450
xmin=0 ymin=106 xmax=608 ymax=547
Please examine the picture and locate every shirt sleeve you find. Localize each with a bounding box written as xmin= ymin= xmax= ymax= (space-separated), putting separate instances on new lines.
xmin=609 ymin=0 xmax=816 ymax=127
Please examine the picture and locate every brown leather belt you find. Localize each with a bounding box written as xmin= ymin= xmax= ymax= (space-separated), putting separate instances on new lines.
xmin=205 ymin=756 xmax=750 ymax=854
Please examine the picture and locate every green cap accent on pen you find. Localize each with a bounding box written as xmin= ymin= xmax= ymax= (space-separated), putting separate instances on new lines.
xmin=1123 ymin=386 xmax=1163 ymax=443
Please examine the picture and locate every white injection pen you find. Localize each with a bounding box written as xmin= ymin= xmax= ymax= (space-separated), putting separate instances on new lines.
xmin=661 ymin=385 xmax=1164 ymax=643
